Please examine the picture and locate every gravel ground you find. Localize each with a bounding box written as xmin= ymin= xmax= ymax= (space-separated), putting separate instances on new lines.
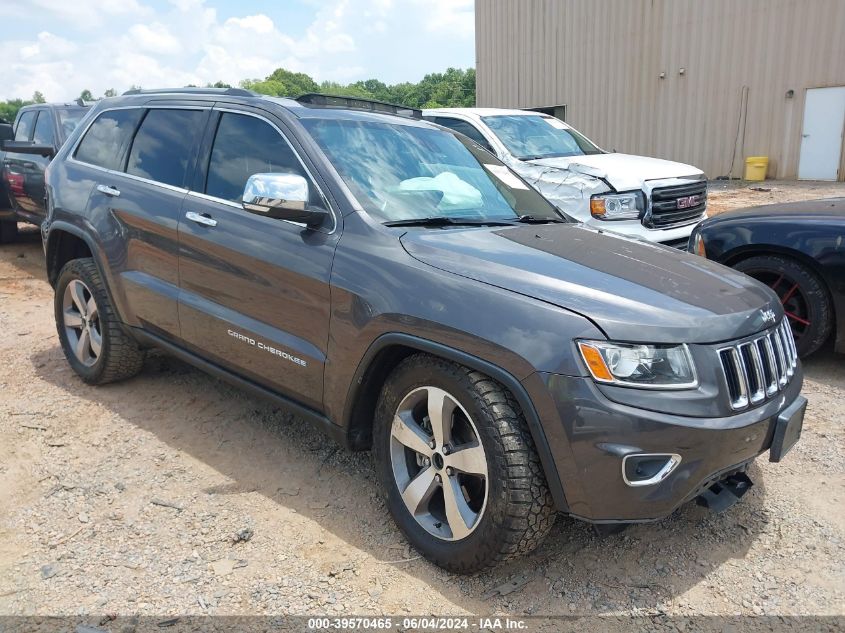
xmin=0 ymin=182 xmax=844 ymax=630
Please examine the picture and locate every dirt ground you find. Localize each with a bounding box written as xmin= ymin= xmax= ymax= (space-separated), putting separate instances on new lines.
xmin=0 ymin=181 xmax=844 ymax=630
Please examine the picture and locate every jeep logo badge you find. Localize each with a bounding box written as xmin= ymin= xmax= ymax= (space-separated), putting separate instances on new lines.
xmin=760 ymin=309 xmax=776 ymax=324
xmin=676 ymin=195 xmax=701 ymax=209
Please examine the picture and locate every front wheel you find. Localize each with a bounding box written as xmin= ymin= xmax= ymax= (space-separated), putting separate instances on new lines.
xmin=373 ymin=354 xmax=555 ymax=573
xmin=734 ymin=255 xmax=832 ymax=357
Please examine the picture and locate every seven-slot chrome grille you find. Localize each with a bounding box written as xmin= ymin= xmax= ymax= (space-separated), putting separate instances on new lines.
xmin=718 ymin=320 xmax=797 ymax=410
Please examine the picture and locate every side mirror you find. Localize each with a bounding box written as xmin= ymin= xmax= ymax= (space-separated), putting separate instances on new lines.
xmin=0 ymin=140 xmax=56 ymax=158
xmin=242 ymin=173 xmax=328 ymax=228
xmin=0 ymin=123 xmax=13 ymax=143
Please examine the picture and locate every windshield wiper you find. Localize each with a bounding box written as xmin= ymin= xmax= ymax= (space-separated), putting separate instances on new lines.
xmin=384 ymin=216 xmax=514 ymax=228
xmin=514 ymin=215 xmax=568 ymax=224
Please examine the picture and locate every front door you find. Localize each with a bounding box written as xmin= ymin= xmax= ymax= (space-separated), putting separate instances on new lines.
xmin=177 ymin=108 xmax=338 ymax=410
xmin=798 ymin=86 xmax=845 ymax=181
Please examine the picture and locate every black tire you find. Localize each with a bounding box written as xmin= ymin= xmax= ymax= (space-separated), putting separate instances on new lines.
xmin=54 ymin=258 xmax=145 ymax=384
xmin=734 ymin=254 xmax=833 ymax=357
xmin=0 ymin=219 xmax=18 ymax=244
xmin=373 ymin=354 xmax=555 ymax=573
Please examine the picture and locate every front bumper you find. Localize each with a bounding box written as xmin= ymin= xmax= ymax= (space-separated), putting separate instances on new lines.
xmin=523 ymin=369 xmax=804 ymax=522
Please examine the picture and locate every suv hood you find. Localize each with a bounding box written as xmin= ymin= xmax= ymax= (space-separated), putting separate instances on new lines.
xmin=400 ymin=224 xmax=780 ymax=344
xmin=527 ymin=153 xmax=703 ymax=192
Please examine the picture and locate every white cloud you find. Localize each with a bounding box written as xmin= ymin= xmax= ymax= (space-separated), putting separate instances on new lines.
xmin=0 ymin=0 xmax=474 ymax=101
xmin=128 ymin=23 xmax=182 ymax=56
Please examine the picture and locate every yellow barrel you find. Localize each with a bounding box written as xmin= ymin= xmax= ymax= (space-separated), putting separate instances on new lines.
xmin=744 ymin=156 xmax=769 ymax=181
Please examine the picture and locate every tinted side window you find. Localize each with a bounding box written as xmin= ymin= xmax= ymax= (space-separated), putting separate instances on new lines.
xmin=33 ymin=111 xmax=56 ymax=146
xmin=14 ymin=111 xmax=37 ymax=141
xmin=75 ymin=109 xmax=144 ymax=170
xmin=205 ymin=112 xmax=310 ymax=203
xmin=433 ymin=117 xmax=492 ymax=150
xmin=127 ymin=109 xmax=206 ymax=188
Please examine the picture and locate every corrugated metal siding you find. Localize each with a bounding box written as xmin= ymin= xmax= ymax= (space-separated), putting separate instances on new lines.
xmin=476 ymin=0 xmax=845 ymax=179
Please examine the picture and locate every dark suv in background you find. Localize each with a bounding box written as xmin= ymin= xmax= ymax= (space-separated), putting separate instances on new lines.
xmin=42 ymin=89 xmax=806 ymax=572
xmin=0 ymin=100 xmax=90 ymax=243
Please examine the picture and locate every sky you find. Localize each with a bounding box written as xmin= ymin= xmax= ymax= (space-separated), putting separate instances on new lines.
xmin=0 ymin=0 xmax=475 ymax=101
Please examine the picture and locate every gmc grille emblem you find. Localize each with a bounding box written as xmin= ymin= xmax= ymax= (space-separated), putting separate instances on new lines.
xmin=676 ymin=195 xmax=701 ymax=209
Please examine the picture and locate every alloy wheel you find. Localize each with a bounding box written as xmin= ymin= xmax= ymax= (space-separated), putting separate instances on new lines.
xmin=62 ymin=279 xmax=102 ymax=367
xmin=747 ymin=270 xmax=810 ymax=343
xmin=389 ymin=386 xmax=488 ymax=541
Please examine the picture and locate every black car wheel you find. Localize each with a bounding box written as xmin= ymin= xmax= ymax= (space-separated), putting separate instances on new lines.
xmin=734 ymin=255 xmax=832 ymax=357
xmin=373 ymin=354 xmax=555 ymax=573
xmin=55 ymin=258 xmax=146 ymax=384
xmin=0 ymin=219 xmax=18 ymax=244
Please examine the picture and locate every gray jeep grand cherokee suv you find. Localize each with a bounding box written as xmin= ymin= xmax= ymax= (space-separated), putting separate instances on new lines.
xmin=42 ymin=89 xmax=806 ymax=573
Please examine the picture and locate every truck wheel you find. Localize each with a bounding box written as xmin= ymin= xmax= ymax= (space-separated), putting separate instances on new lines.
xmin=0 ymin=220 xmax=18 ymax=244
xmin=54 ymin=258 xmax=145 ymax=385
xmin=734 ymin=255 xmax=832 ymax=357
xmin=373 ymin=354 xmax=555 ymax=573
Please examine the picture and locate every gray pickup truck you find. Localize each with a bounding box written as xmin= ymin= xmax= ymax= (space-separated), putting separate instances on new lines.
xmin=0 ymin=101 xmax=90 ymax=243
xmin=41 ymin=89 xmax=806 ymax=573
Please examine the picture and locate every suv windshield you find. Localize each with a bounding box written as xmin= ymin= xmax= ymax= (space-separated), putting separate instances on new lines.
xmin=481 ymin=115 xmax=603 ymax=161
xmin=302 ymin=118 xmax=562 ymax=224
xmin=56 ymin=107 xmax=89 ymax=142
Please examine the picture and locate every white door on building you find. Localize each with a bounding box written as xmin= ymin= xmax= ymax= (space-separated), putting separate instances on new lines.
xmin=798 ymin=87 xmax=845 ymax=181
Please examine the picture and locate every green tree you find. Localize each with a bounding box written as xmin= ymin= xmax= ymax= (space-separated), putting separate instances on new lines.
xmin=32 ymin=91 xmax=46 ymax=103
xmin=241 ymin=68 xmax=320 ymax=97
xmin=0 ymin=98 xmax=34 ymax=123
xmin=103 ymin=88 xmax=117 ymax=98
xmin=238 ymin=65 xmax=475 ymax=108
xmin=79 ymin=89 xmax=94 ymax=101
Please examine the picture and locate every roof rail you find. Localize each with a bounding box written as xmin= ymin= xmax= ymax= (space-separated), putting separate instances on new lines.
xmin=295 ymin=93 xmax=421 ymax=118
xmin=121 ymin=87 xmax=256 ymax=97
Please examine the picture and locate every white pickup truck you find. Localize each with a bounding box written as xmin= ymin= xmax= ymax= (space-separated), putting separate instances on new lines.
xmin=423 ymin=108 xmax=707 ymax=247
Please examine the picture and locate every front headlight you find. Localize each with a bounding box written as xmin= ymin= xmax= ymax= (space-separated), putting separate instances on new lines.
xmin=589 ymin=191 xmax=644 ymax=220
xmin=577 ymin=340 xmax=698 ymax=389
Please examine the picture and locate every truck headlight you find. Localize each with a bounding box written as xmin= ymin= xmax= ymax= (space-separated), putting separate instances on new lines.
xmin=589 ymin=191 xmax=643 ymax=220
xmin=577 ymin=340 xmax=698 ymax=389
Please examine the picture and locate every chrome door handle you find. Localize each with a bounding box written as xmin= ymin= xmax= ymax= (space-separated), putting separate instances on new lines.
xmin=186 ymin=211 xmax=217 ymax=227
xmin=96 ymin=184 xmax=120 ymax=197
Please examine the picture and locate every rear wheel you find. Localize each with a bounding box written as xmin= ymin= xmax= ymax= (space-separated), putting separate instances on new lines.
xmin=734 ymin=254 xmax=832 ymax=357
xmin=0 ymin=219 xmax=18 ymax=244
xmin=373 ymin=354 xmax=555 ymax=573
xmin=55 ymin=258 xmax=145 ymax=384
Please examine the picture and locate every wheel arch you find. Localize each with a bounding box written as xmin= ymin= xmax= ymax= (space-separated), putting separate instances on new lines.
xmin=45 ymin=223 xmax=96 ymax=288
xmin=722 ymin=244 xmax=828 ymax=281
xmin=342 ymin=332 xmax=569 ymax=511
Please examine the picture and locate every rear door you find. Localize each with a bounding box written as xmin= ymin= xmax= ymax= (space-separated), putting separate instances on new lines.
xmin=72 ymin=104 xmax=210 ymax=339
xmin=177 ymin=106 xmax=338 ymax=409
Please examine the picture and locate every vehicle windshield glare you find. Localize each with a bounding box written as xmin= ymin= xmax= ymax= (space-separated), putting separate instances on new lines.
xmin=481 ymin=115 xmax=603 ymax=161
xmin=301 ymin=118 xmax=563 ymax=224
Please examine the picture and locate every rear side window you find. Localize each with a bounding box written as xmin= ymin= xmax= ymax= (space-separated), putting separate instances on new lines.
xmin=205 ymin=112 xmax=310 ymax=202
xmin=14 ymin=111 xmax=36 ymax=141
xmin=127 ymin=109 xmax=206 ymax=188
xmin=75 ymin=109 xmax=144 ymax=170
xmin=32 ymin=111 xmax=56 ymax=146
xmin=432 ymin=117 xmax=492 ymax=150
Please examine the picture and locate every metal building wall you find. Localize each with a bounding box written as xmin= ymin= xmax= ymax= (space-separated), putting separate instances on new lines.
xmin=475 ymin=0 xmax=845 ymax=179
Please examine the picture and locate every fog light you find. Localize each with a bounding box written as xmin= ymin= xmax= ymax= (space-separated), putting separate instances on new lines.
xmin=622 ymin=453 xmax=682 ymax=487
